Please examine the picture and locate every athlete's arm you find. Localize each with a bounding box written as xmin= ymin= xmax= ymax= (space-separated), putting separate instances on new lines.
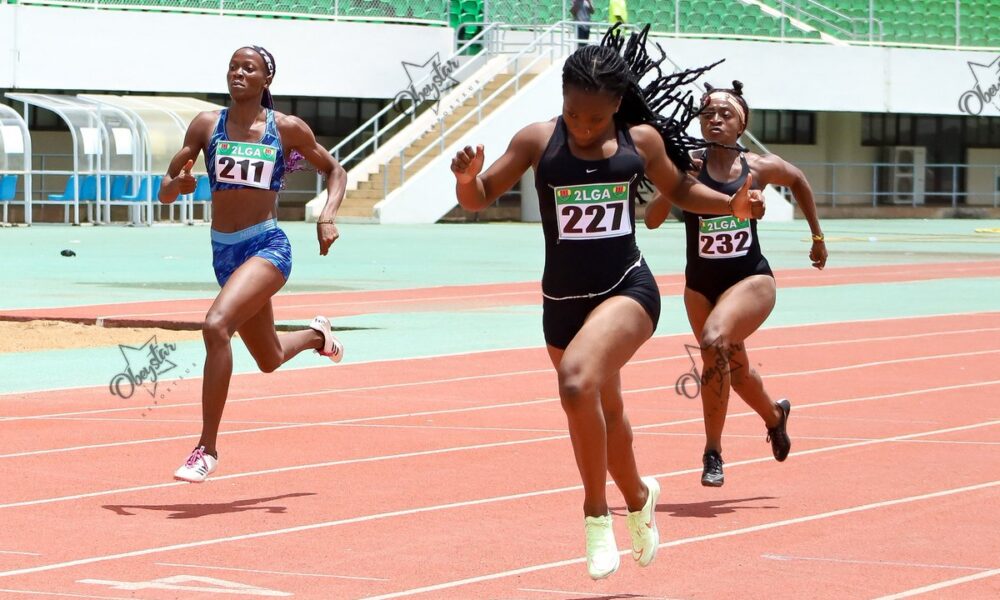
xmin=755 ymin=153 xmax=826 ymax=269
xmin=451 ymin=123 xmax=543 ymax=212
xmin=159 ymin=111 xmax=214 ymax=204
xmin=280 ymin=114 xmax=347 ymax=256
xmin=632 ymin=124 xmax=761 ymax=220
xmin=643 ymin=192 xmax=672 ymax=230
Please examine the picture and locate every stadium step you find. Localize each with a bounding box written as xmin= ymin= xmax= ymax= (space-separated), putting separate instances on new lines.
xmin=337 ymin=72 xmax=535 ymax=220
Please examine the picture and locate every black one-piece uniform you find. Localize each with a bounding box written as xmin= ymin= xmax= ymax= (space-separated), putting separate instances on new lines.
xmin=683 ymin=151 xmax=773 ymax=304
xmin=535 ymin=117 xmax=661 ymax=349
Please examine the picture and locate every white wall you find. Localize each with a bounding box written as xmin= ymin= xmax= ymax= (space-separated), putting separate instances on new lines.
xmin=2 ymin=4 xmax=996 ymax=116
xmin=0 ymin=5 xmax=452 ymax=98
xmin=652 ymin=36 xmax=1000 ymax=117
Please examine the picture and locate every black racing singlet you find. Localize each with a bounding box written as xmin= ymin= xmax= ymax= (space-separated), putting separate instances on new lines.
xmin=535 ymin=117 xmax=644 ymax=299
xmin=683 ymin=151 xmax=765 ymax=273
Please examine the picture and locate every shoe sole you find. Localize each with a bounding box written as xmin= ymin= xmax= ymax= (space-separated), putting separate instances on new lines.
xmin=588 ymin=557 xmax=620 ymax=580
xmin=774 ymin=399 xmax=792 ymax=462
xmin=634 ymin=477 xmax=660 ymax=567
xmin=173 ymin=475 xmax=207 ymax=483
xmin=701 ymin=477 xmax=724 ymax=487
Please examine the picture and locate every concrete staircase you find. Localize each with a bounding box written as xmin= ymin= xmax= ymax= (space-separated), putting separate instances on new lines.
xmin=336 ymin=71 xmax=536 ymax=221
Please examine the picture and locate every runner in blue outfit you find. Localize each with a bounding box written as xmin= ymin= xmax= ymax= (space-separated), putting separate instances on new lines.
xmin=159 ymin=46 xmax=347 ymax=483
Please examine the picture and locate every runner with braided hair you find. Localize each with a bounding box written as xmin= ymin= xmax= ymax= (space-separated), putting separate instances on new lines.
xmin=451 ymin=25 xmax=763 ymax=579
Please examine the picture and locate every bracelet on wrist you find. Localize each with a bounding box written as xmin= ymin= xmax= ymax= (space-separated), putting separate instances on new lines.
xmin=811 ymin=233 xmax=825 ymax=242
xmin=317 ymin=220 xmax=335 ymax=225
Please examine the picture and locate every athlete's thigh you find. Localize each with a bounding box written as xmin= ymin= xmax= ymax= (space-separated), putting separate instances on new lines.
xmin=236 ymin=299 xmax=280 ymax=357
xmin=207 ymin=257 xmax=285 ymax=332
xmin=561 ymin=295 xmax=654 ymax=384
xmin=702 ymin=274 xmax=776 ymax=344
xmin=683 ymin=286 xmax=714 ymax=341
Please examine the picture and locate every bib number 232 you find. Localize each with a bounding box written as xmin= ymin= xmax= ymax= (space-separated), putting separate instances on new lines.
xmin=555 ymin=182 xmax=631 ymax=240
xmin=698 ymin=215 xmax=752 ymax=258
xmin=215 ymin=141 xmax=277 ymax=189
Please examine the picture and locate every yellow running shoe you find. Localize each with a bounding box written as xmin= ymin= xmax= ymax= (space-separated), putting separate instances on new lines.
xmin=584 ymin=514 xmax=620 ymax=579
xmin=626 ymin=476 xmax=660 ymax=566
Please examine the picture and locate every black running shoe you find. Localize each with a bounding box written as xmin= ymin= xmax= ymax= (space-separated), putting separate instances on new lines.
xmin=701 ymin=450 xmax=724 ymax=487
xmin=767 ymin=398 xmax=792 ymax=462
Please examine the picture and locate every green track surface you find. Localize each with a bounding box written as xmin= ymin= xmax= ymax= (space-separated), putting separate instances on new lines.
xmin=1 ymin=219 xmax=998 ymax=394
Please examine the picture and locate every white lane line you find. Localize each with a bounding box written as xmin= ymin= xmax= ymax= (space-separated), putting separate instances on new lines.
xmin=767 ymin=349 xmax=1000 ymax=379
xmin=761 ymin=553 xmax=993 ymax=572
xmin=4 ymin=342 xmax=997 ymax=459
xmin=0 ymin=419 xmax=996 ymax=580
xmin=519 ymin=588 xmax=680 ymax=599
xmin=361 ymin=481 xmax=1000 ymax=599
xmin=0 ymin=550 xmax=41 ymax=556
xmin=640 ymin=431 xmax=1000 ymax=446
xmin=872 ymin=568 xmax=1000 ymax=599
xmin=0 ymin=397 xmax=557 ymax=459
xmin=0 ymin=589 xmax=137 ymax=600
xmin=1 ymin=380 xmax=997 ymax=511
xmin=154 ymin=562 xmax=389 ymax=581
xmin=1 ymin=310 xmax=996 ymax=402
xmin=5 ymin=323 xmax=998 ymax=426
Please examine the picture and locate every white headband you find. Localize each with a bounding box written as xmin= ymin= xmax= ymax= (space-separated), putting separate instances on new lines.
xmin=706 ymin=91 xmax=746 ymax=127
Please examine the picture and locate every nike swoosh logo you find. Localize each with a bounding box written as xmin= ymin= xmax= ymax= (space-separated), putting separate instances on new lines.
xmin=586 ymin=168 xmax=598 ymax=173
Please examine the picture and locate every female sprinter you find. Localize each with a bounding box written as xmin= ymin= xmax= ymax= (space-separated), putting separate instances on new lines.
xmin=451 ymin=28 xmax=764 ymax=579
xmin=159 ymin=46 xmax=347 ymax=483
xmin=645 ymin=81 xmax=827 ymax=487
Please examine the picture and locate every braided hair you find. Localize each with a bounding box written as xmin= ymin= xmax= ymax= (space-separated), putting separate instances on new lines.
xmin=561 ymin=23 xmax=721 ymax=173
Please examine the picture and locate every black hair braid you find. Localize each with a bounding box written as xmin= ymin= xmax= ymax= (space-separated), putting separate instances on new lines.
xmin=563 ymin=23 xmax=724 ymax=178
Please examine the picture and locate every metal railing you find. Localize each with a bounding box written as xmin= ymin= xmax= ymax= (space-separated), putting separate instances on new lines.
xmin=327 ymin=22 xmax=503 ymax=172
xmin=379 ymin=20 xmax=596 ymax=199
xmin=763 ymin=0 xmax=883 ymax=41
xmin=7 ymin=0 xmax=449 ymax=25
xmin=789 ymin=161 xmax=1000 ymax=208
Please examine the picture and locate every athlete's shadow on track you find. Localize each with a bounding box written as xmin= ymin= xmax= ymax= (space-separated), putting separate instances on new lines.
xmin=611 ymin=496 xmax=777 ymax=519
xmin=548 ymin=594 xmax=652 ymax=600
xmin=102 ymin=492 xmax=317 ymax=519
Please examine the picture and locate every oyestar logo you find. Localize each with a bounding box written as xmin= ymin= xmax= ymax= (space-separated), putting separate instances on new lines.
xmin=958 ymin=55 xmax=1000 ymax=115
xmin=392 ymin=52 xmax=461 ymax=115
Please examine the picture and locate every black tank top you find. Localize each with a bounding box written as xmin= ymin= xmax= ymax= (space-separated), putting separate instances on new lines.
xmin=683 ymin=151 xmax=764 ymax=270
xmin=535 ymin=117 xmax=644 ymax=299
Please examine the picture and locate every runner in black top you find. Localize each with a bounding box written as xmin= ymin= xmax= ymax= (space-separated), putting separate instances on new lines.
xmin=645 ymin=81 xmax=826 ymax=487
xmin=451 ymin=27 xmax=764 ymax=580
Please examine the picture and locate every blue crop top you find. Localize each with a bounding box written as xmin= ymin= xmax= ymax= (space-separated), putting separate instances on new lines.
xmin=205 ymin=108 xmax=286 ymax=193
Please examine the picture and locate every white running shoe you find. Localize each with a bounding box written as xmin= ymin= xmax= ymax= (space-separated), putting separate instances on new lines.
xmin=584 ymin=514 xmax=620 ymax=580
xmin=626 ymin=476 xmax=661 ymax=567
xmin=173 ymin=446 xmax=217 ymax=483
xmin=309 ymin=315 xmax=344 ymax=363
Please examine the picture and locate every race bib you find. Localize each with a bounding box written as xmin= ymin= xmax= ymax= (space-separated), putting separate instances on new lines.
xmin=214 ymin=141 xmax=277 ymax=189
xmin=554 ymin=181 xmax=632 ymax=240
xmin=698 ymin=215 xmax=752 ymax=259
